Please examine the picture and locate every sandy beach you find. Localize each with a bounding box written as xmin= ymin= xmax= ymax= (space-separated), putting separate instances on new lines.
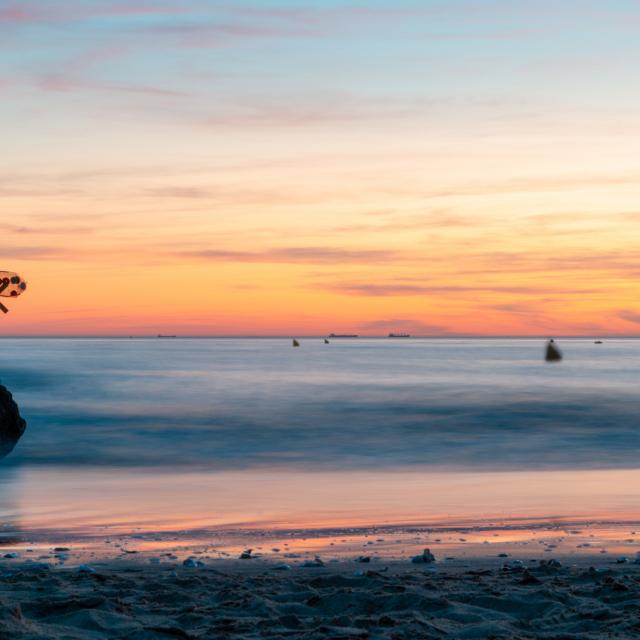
xmin=2 ymin=518 xmax=640 ymax=639
xmin=2 ymin=554 xmax=640 ymax=639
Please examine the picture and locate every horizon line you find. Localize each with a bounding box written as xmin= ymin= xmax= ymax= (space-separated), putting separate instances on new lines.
xmin=0 ymin=334 xmax=639 ymax=340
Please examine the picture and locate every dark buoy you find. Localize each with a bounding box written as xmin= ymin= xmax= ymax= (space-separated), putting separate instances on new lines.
xmin=545 ymin=339 xmax=562 ymax=362
xmin=292 ymin=339 xmax=300 ymax=347
xmin=0 ymin=384 xmax=26 ymax=460
xmin=324 ymin=338 xmax=329 ymax=344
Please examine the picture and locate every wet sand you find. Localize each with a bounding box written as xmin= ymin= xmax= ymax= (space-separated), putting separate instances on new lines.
xmin=3 ymin=522 xmax=640 ymax=638
xmin=2 ymin=555 xmax=640 ymax=639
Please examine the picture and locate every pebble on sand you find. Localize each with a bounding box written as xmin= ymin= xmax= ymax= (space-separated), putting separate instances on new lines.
xmin=77 ymin=565 xmax=96 ymax=574
xmin=302 ymin=557 xmax=325 ymax=568
xmin=411 ymin=549 xmax=436 ymax=564
xmin=182 ymin=558 xmax=205 ymax=568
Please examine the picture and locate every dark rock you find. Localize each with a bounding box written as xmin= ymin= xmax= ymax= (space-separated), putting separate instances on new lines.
xmin=0 ymin=384 xmax=26 ymax=460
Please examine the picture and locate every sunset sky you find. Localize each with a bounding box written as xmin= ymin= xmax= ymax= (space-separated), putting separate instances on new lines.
xmin=2 ymin=0 xmax=640 ymax=336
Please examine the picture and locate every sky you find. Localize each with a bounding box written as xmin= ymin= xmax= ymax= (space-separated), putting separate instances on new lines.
xmin=2 ymin=0 xmax=640 ymax=336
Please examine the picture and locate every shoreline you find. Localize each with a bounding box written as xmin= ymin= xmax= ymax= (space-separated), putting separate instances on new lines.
xmin=2 ymin=517 xmax=640 ymax=569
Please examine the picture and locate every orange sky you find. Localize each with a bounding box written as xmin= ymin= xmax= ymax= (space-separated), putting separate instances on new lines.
xmin=3 ymin=2 xmax=640 ymax=336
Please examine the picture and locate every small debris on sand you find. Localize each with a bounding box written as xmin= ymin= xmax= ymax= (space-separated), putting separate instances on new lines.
xmin=302 ymin=556 xmax=324 ymax=567
xmin=411 ymin=548 xmax=435 ymax=564
xmin=77 ymin=564 xmax=96 ymax=574
xmin=182 ymin=558 xmax=205 ymax=568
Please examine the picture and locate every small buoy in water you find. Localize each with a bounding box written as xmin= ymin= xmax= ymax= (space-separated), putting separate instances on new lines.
xmin=545 ymin=339 xmax=562 ymax=362
xmin=292 ymin=339 xmax=300 ymax=347
xmin=324 ymin=338 xmax=329 ymax=344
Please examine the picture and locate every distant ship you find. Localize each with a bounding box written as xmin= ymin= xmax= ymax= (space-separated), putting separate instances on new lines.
xmin=388 ymin=333 xmax=410 ymax=338
xmin=157 ymin=334 xmax=177 ymax=338
xmin=328 ymin=333 xmax=358 ymax=338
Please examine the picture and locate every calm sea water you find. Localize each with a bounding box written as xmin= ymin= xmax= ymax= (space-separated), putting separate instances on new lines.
xmin=1 ymin=337 xmax=640 ymax=535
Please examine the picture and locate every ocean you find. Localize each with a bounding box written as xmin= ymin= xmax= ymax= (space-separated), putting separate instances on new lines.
xmin=1 ymin=337 xmax=640 ymax=537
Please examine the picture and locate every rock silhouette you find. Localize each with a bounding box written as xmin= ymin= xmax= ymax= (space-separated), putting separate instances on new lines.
xmin=0 ymin=384 xmax=26 ymax=460
xmin=545 ymin=339 xmax=563 ymax=362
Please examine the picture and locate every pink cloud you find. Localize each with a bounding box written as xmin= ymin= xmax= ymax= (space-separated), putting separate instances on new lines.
xmin=0 ymin=6 xmax=44 ymax=24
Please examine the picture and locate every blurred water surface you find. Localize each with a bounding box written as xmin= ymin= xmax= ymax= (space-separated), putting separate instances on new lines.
xmin=1 ymin=337 xmax=639 ymax=470
xmin=1 ymin=337 xmax=640 ymax=534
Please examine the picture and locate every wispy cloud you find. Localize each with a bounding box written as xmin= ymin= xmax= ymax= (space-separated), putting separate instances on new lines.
xmin=37 ymin=76 xmax=186 ymax=98
xmin=320 ymin=282 xmax=603 ymax=297
xmin=491 ymin=302 xmax=541 ymax=315
xmin=421 ymin=173 xmax=640 ymax=200
xmin=0 ymin=223 xmax=95 ymax=236
xmin=0 ymin=245 xmax=72 ymax=260
xmin=179 ymin=246 xmax=396 ymax=264
xmin=146 ymin=187 xmax=211 ymax=199
xmin=618 ymin=311 xmax=640 ymax=325
xmin=0 ymin=6 xmax=43 ymax=24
